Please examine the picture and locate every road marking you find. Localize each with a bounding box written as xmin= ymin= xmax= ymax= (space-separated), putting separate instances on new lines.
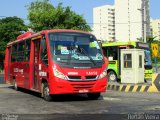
xmin=103 ymin=97 xmax=121 ymax=101
xmin=145 ymin=106 xmax=160 ymax=110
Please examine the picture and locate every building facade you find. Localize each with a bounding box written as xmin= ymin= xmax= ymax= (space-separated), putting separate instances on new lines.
xmin=115 ymin=0 xmax=150 ymax=42
xmin=93 ymin=5 xmax=115 ymax=41
xmin=150 ymin=19 xmax=160 ymax=41
xmin=93 ymin=0 xmax=150 ymax=42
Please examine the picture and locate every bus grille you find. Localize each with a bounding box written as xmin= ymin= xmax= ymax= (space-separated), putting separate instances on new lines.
xmin=67 ymin=75 xmax=98 ymax=81
xmin=68 ymin=76 xmax=81 ymax=80
xmin=71 ymin=83 xmax=94 ymax=91
xmin=85 ymin=76 xmax=97 ymax=80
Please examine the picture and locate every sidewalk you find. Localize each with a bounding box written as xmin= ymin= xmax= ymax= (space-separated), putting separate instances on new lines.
xmin=0 ymin=84 xmax=12 ymax=88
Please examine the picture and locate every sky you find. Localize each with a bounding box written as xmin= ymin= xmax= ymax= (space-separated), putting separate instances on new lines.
xmin=0 ymin=0 xmax=160 ymax=27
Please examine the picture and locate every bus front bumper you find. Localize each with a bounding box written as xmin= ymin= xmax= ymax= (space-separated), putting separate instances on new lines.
xmin=49 ymin=77 xmax=107 ymax=94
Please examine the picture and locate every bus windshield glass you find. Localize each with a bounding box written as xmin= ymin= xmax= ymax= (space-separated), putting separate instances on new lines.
xmin=49 ymin=32 xmax=104 ymax=67
xmin=136 ymin=42 xmax=152 ymax=68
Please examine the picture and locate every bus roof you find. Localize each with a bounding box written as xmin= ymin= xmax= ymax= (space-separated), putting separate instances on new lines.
xmin=102 ymin=41 xmax=150 ymax=50
xmin=102 ymin=41 xmax=137 ymax=47
xmin=7 ymin=29 xmax=92 ymax=47
xmin=43 ymin=29 xmax=93 ymax=35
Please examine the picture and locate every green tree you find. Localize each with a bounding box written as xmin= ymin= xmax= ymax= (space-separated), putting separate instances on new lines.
xmin=137 ymin=36 xmax=157 ymax=43
xmin=0 ymin=16 xmax=27 ymax=70
xmin=27 ymin=0 xmax=91 ymax=32
xmin=147 ymin=36 xmax=158 ymax=43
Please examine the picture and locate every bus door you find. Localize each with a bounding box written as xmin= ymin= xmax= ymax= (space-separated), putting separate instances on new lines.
xmin=103 ymin=46 xmax=119 ymax=81
xmin=23 ymin=40 xmax=31 ymax=89
xmin=117 ymin=47 xmax=121 ymax=77
xmin=33 ymin=39 xmax=41 ymax=90
xmin=39 ymin=36 xmax=48 ymax=82
xmin=107 ymin=47 xmax=119 ymax=75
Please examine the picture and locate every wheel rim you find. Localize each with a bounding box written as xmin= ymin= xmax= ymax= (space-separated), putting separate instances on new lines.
xmin=109 ymin=74 xmax=116 ymax=81
xmin=44 ymin=86 xmax=49 ymax=98
xmin=14 ymin=80 xmax=17 ymax=89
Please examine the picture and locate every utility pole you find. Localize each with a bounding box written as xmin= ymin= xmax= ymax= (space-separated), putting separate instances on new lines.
xmin=143 ymin=0 xmax=147 ymax=43
xmin=128 ymin=0 xmax=131 ymax=41
xmin=138 ymin=0 xmax=147 ymax=43
xmin=142 ymin=0 xmax=147 ymax=43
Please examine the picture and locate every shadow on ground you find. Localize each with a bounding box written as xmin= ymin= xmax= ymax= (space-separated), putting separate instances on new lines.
xmin=8 ymin=86 xmax=103 ymax=102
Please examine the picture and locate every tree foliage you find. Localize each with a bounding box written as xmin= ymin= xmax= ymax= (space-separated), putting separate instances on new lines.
xmin=137 ymin=35 xmax=160 ymax=62
xmin=0 ymin=1 xmax=91 ymax=70
xmin=0 ymin=16 xmax=27 ymax=70
xmin=27 ymin=0 xmax=91 ymax=32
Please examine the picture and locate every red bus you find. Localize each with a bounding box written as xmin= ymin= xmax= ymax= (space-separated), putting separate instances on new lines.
xmin=4 ymin=29 xmax=108 ymax=101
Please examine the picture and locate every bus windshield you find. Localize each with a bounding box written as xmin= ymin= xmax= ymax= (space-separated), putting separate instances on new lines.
xmin=49 ymin=32 xmax=104 ymax=67
xmin=136 ymin=42 xmax=152 ymax=68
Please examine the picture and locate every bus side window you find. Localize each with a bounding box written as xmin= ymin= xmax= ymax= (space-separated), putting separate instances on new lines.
xmin=107 ymin=47 xmax=118 ymax=60
xmin=11 ymin=44 xmax=18 ymax=62
xmin=41 ymin=37 xmax=48 ymax=65
xmin=17 ymin=41 xmax=25 ymax=61
xmin=102 ymin=47 xmax=108 ymax=57
xmin=25 ymin=39 xmax=31 ymax=61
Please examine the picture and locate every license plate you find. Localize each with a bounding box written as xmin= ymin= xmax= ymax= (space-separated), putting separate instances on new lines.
xmin=78 ymin=89 xmax=89 ymax=93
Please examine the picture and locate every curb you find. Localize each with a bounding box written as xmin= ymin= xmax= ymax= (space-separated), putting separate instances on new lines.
xmin=107 ymin=73 xmax=160 ymax=93
xmin=107 ymin=84 xmax=151 ymax=92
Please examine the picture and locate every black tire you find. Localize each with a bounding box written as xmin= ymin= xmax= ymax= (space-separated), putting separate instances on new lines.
xmin=87 ymin=93 xmax=100 ymax=100
xmin=108 ymin=71 xmax=117 ymax=82
xmin=13 ymin=79 xmax=18 ymax=91
xmin=42 ymin=83 xmax=52 ymax=101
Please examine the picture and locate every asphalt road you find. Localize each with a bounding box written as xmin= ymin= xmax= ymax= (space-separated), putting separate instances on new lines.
xmin=0 ymin=84 xmax=160 ymax=120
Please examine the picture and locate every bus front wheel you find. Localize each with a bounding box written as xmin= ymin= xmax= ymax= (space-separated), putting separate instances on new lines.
xmin=42 ymin=83 xmax=52 ymax=101
xmin=108 ymin=71 xmax=117 ymax=82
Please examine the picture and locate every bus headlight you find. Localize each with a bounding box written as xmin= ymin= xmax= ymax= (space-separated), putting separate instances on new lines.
xmin=53 ymin=67 xmax=67 ymax=80
xmin=99 ymin=69 xmax=107 ymax=79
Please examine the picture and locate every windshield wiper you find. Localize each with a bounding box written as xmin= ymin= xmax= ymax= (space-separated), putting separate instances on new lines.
xmin=79 ymin=47 xmax=96 ymax=66
xmin=67 ymin=45 xmax=76 ymax=65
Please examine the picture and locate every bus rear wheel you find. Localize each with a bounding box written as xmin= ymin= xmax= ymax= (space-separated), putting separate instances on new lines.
xmin=87 ymin=93 xmax=100 ymax=100
xmin=13 ymin=79 xmax=18 ymax=91
xmin=108 ymin=71 xmax=117 ymax=82
xmin=42 ymin=83 xmax=52 ymax=101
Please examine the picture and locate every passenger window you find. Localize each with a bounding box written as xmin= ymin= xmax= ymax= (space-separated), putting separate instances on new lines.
xmin=41 ymin=36 xmax=48 ymax=65
xmin=123 ymin=54 xmax=132 ymax=68
xmin=139 ymin=55 xmax=142 ymax=68
xmin=25 ymin=40 xmax=31 ymax=61
xmin=11 ymin=44 xmax=18 ymax=62
xmin=17 ymin=41 xmax=25 ymax=61
xmin=18 ymin=41 xmax=25 ymax=51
